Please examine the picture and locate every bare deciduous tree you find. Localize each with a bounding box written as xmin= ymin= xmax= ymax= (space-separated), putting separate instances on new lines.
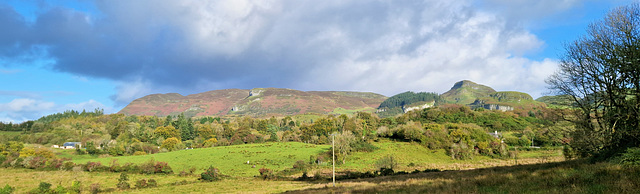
xmin=547 ymin=3 xmax=640 ymax=158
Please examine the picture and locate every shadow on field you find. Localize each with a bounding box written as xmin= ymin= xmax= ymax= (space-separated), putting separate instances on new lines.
xmin=284 ymin=160 xmax=640 ymax=193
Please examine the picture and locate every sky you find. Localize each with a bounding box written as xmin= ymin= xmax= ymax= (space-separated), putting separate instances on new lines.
xmin=0 ymin=0 xmax=635 ymax=123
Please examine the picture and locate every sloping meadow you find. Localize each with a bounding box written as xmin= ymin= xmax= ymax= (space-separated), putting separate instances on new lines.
xmin=72 ymin=142 xmax=330 ymax=177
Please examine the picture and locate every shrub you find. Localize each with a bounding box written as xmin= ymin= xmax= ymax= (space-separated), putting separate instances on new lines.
xmin=134 ymin=179 xmax=148 ymax=189
xmin=292 ymin=160 xmax=308 ymax=171
xmin=617 ymin=147 xmax=640 ymax=166
xmin=140 ymin=159 xmax=156 ymax=174
xmin=121 ymin=163 xmax=139 ymax=173
xmin=109 ymin=160 xmax=122 ymax=172
xmin=200 ymin=166 xmax=221 ymax=182
xmin=0 ymin=184 xmax=14 ymax=194
xmin=503 ymin=136 xmax=520 ymax=146
xmin=63 ymin=161 xmax=76 ymax=171
xmin=29 ymin=182 xmax=52 ymax=194
xmin=448 ymin=143 xmax=473 ymax=160
xmin=313 ymin=171 xmax=325 ymax=180
xmin=84 ymin=161 xmax=105 ymax=172
xmin=378 ymin=168 xmax=395 ymax=176
xmin=352 ymin=141 xmax=379 ymax=152
xmin=202 ymin=138 xmax=218 ymax=147
xmin=296 ymin=171 xmax=310 ymax=181
xmin=161 ymin=137 xmax=181 ymax=151
xmin=24 ymin=156 xmax=47 ymax=169
xmin=116 ymin=173 xmax=130 ymax=190
xmin=89 ymin=183 xmax=100 ymax=194
xmin=154 ymin=161 xmax=173 ymax=174
xmin=375 ymin=155 xmax=398 ymax=171
xmin=69 ymin=181 xmax=81 ymax=194
xmin=53 ymin=184 xmax=67 ymax=194
xmin=75 ymin=148 xmax=86 ymax=155
xmin=258 ymin=167 xmax=275 ymax=180
xmin=44 ymin=158 xmax=66 ymax=170
xmin=147 ymin=179 xmax=157 ymax=187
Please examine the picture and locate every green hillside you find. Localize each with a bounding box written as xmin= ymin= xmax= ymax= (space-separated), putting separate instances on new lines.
xmin=440 ymin=80 xmax=496 ymax=104
xmin=73 ymin=142 xmax=330 ymax=177
xmin=536 ymin=95 xmax=575 ymax=108
xmin=471 ymin=91 xmax=545 ymax=111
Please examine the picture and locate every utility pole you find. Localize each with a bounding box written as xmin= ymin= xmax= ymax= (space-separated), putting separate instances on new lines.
xmin=332 ymin=133 xmax=335 ymax=187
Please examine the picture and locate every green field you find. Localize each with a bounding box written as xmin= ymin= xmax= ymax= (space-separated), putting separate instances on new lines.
xmin=0 ymin=131 xmax=22 ymax=137
xmin=289 ymin=159 xmax=640 ymax=193
xmin=2 ymin=141 xmax=570 ymax=193
xmin=0 ymin=168 xmax=315 ymax=194
xmin=73 ymin=142 xmax=330 ymax=177
xmin=69 ymin=140 xmax=562 ymax=178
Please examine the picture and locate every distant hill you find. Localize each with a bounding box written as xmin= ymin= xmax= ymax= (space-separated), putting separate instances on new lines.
xmin=118 ymin=88 xmax=387 ymax=117
xmin=472 ymin=91 xmax=545 ymax=111
xmin=377 ymin=92 xmax=441 ymax=118
xmin=440 ymin=80 xmax=497 ymax=104
xmin=376 ymin=80 xmax=546 ymax=117
xmin=536 ymin=95 xmax=575 ymax=108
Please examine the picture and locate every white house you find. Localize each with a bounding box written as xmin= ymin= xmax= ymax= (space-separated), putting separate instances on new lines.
xmin=62 ymin=142 xmax=82 ymax=149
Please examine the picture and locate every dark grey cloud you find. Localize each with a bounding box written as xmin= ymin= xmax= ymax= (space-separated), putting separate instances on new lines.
xmin=2 ymin=0 xmax=588 ymax=107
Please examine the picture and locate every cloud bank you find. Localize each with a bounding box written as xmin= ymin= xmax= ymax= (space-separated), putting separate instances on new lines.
xmin=1 ymin=0 xmax=595 ymax=120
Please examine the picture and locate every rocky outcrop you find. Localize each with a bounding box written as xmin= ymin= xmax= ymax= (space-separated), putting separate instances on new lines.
xmin=403 ymin=101 xmax=435 ymax=113
xmin=483 ymin=104 xmax=514 ymax=112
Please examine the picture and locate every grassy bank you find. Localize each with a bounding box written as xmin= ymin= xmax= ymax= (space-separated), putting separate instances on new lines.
xmin=287 ymin=159 xmax=640 ymax=193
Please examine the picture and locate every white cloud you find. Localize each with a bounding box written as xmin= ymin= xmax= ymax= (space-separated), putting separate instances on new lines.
xmin=0 ymin=98 xmax=55 ymax=112
xmin=0 ymin=98 xmax=110 ymax=123
xmin=110 ymin=78 xmax=153 ymax=106
xmin=2 ymin=0 xmax=587 ymax=108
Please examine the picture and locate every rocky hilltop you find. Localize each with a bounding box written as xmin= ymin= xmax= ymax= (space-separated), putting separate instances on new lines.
xmin=118 ymin=88 xmax=387 ymax=117
xmin=377 ymin=80 xmax=546 ymax=117
xmin=440 ymin=80 xmax=497 ymax=104
xmin=440 ymin=81 xmax=545 ymax=111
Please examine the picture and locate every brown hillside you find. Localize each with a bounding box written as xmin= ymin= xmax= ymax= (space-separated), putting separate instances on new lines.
xmin=118 ymin=88 xmax=387 ymax=117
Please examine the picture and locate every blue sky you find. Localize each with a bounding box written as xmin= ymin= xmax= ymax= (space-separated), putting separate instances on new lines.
xmin=0 ymin=0 xmax=635 ymax=123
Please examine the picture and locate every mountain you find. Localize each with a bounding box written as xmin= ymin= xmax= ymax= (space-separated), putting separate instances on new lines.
xmin=440 ymin=80 xmax=497 ymax=104
xmin=118 ymin=88 xmax=387 ymax=117
xmin=471 ymin=91 xmax=545 ymax=111
xmin=376 ymin=80 xmax=546 ymax=117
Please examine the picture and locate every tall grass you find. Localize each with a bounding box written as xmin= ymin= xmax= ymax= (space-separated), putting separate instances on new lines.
xmin=287 ymin=159 xmax=640 ymax=193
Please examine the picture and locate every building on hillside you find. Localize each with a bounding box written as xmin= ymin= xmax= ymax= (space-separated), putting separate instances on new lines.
xmin=62 ymin=142 xmax=82 ymax=149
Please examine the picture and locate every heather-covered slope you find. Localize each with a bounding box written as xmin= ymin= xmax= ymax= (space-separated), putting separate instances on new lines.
xmin=118 ymin=88 xmax=387 ymax=117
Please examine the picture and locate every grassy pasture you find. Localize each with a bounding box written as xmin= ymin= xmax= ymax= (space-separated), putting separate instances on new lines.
xmin=72 ymin=142 xmax=330 ymax=177
xmin=341 ymin=140 xmax=563 ymax=172
xmin=69 ymin=140 xmax=562 ymax=178
xmin=2 ymin=140 xmax=569 ymax=193
xmin=0 ymin=168 xmax=317 ymax=193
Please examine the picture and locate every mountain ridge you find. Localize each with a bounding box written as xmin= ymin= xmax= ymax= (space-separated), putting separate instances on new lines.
xmin=118 ymin=88 xmax=387 ymax=117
